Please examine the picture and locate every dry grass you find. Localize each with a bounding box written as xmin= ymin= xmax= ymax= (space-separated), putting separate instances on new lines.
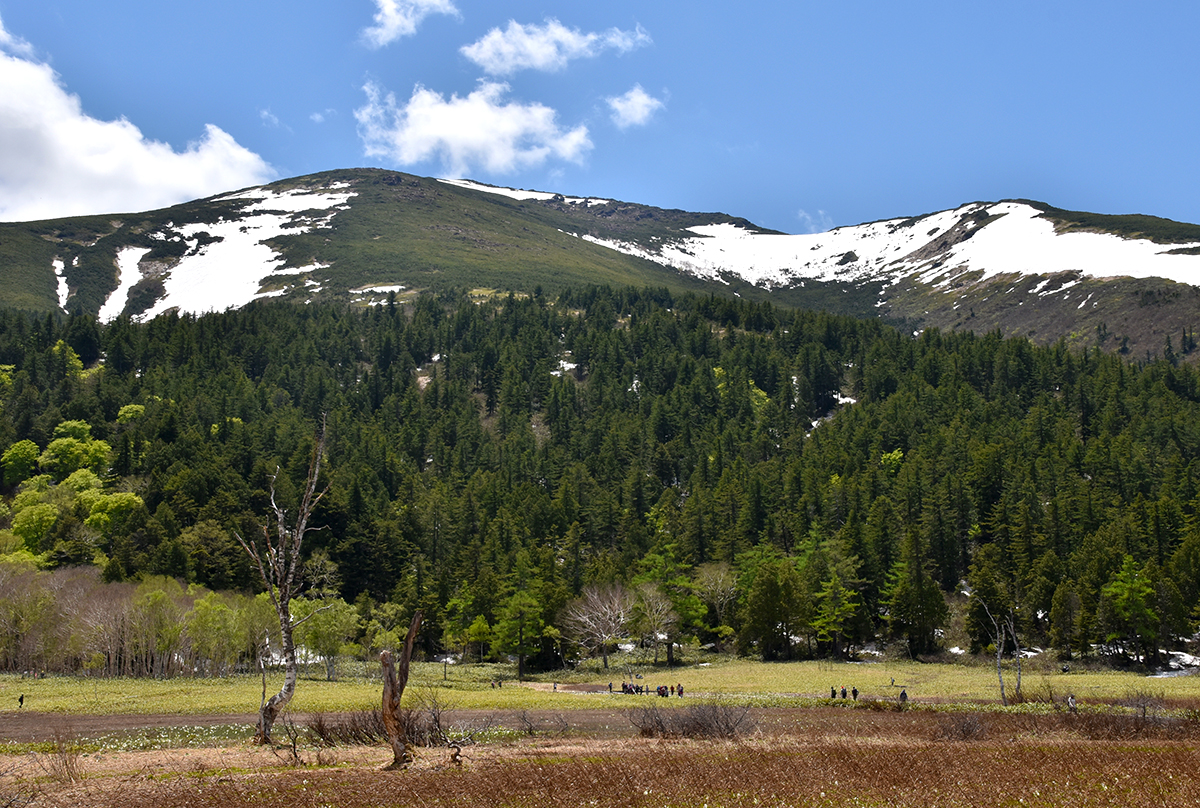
xmin=629 ymin=703 xmax=756 ymax=739
xmin=4 ymin=657 xmax=1200 ymax=807
xmin=7 ymin=707 xmax=1200 ymax=808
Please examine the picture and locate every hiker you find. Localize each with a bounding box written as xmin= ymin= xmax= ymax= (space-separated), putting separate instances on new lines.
xmin=831 ymin=686 xmax=836 ymax=699
xmin=851 ymin=687 xmax=858 ymax=701
xmin=899 ymin=688 xmax=908 ymax=705
xmin=840 ymin=686 xmax=847 ymax=699
xmin=677 ymin=683 xmax=683 ymax=698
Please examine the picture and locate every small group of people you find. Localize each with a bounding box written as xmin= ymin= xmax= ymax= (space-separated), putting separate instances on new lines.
xmin=825 ymin=682 xmax=910 ymax=705
xmin=614 ymin=681 xmax=684 ymax=697
xmin=830 ymin=685 xmax=859 ymax=701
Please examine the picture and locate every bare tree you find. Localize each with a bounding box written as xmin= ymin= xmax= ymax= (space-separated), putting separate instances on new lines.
xmin=693 ymin=562 xmax=738 ymax=629
xmin=234 ymin=421 xmax=329 ymax=744
xmin=634 ymin=583 xmax=678 ymax=665
xmin=381 ymin=610 xmax=422 ymax=769
xmin=978 ymin=599 xmax=1027 ymax=706
xmin=560 ymin=583 xmax=632 ymax=669
xmin=1005 ymin=610 xmax=1024 ymax=702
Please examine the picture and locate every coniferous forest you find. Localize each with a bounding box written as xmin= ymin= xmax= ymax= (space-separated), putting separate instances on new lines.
xmin=1 ymin=287 xmax=1198 ymax=677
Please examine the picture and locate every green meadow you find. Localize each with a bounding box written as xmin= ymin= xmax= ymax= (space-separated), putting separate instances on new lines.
xmin=3 ymin=655 xmax=1197 ymax=717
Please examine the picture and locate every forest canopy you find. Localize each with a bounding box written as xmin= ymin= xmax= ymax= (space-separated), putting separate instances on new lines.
xmin=0 ymin=287 xmax=1198 ymax=676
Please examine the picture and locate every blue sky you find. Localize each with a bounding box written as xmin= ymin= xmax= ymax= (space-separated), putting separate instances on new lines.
xmin=1 ymin=1 xmax=1197 ymax=232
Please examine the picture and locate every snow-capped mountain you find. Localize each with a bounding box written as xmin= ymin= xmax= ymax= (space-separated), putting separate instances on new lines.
xmin=4 ymin=168 xmax=1200 ymax=358
xmin=452 ymin=177 xmax=1200 ymax=310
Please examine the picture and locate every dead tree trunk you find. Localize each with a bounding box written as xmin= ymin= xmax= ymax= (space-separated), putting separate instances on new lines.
xmin=981 ymin=601 xmax=1008 ymax=707
xmin=235 ymin=418 xmax=328 ymax=744
xmin=381 ymin=610 xmax=423 ymax=769
xmin=1006 ymin=611 xmax=1023 ymax=702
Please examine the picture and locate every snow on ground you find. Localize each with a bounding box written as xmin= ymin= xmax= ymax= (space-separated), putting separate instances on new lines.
xmin=438 ymin=178 xmax=610 ymax=207
xmin=352 ymin=284 xmax=406 ymax=307
xmin=134 ymin=212 xmax=311 ymax=320
xmin=100 ymin=184 xmax=357 ymax=322
xmin=552 ymin=357 xmax=577 ymax=377
xmin=214 ymin=183 xmax=355 ymax=213
xmin=52 ymin=258 xmax=69 ymax=311
xmin=1149 ymin=650 xmax=1200 ymax=677
xmin=924 ymin=202 xmax=1200 ymax=285
xmin=92 ymin=181 xmax=1200 ymax=321
xmin=98 ymin=247 xmax=152 ymax=322
xmin=583 ymin=210 xmax=969 ymax=288
xmin=579 ymin=201 xmax=1200 ymax=291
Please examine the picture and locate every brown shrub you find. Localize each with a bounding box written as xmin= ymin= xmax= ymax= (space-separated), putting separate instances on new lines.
xmin=628 ymin=703 xmax=755 ymax=739
xmin=934 ymin=713 xmax=987 ymax=741
xmin=305 ymin=709 xmax=388 ymax=747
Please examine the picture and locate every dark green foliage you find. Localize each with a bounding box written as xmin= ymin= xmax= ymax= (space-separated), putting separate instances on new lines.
xmin=2 ymin=285 xmax=1200 ymax=673
xmin=1023 ymin=200 xmax=1200 ymax=245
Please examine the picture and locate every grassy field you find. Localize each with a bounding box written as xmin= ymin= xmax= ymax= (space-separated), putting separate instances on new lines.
xmin=3 ymin=653 xmax=1198 ymax=717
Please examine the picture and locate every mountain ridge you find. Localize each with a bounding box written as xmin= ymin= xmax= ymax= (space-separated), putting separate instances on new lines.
xmin=3 ymin=167 xmax=1199 ymax=358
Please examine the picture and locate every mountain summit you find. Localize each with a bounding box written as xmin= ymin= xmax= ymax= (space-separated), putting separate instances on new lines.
xmin=3 ymin=168 xmax=1199 ymax=357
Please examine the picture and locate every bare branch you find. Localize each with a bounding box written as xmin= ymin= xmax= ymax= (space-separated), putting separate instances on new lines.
xmin=233 ymin=416 xmax=330 ymax=744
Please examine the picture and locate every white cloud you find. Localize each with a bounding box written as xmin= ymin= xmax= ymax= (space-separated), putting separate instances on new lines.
xmin=361 ymin=0 xmax=459 ymax=49
xmin=0 ymin=19 xmax=273 ymax=222
xmin=797 ymin=209 xmax=833 ymax=234
xmin=461 ymin=18 xmax=651 ymax=75
xmin=356 ymin=80 xmax=591 ymax=176
xmin=607 ymin=84 xmax=664 ymax=129
xmin=0 ymin=15 xmax=34 ymax=58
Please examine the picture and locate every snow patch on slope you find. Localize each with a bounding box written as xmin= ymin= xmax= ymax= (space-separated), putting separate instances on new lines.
xmin=99 ymin=184 xmax=356 ymax=322
xmin=438 ymin=178 xmax=610 ymax=207
xmin=581 ymin=201 xmax=1200 ymax=291
xmin=98 ymin=247 xmax=152 ymax=322
xmin=925 ymin=202 xmax=1200 ymax=284
xmin=52 ymin=258 xmax=69 ymax=312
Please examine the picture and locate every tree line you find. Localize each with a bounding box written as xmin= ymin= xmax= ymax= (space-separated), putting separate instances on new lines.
xmin=0 ymin=287 xmax=1198 ymax=675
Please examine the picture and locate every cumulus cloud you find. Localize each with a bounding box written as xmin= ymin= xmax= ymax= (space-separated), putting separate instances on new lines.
xmin=355 ymin=80 xmax=591 ymax=176
xmin=607 ymin=85 xmax=664 ymax=129
xmin=361 ymin=0 xmax=459 ymax=49
xmin=461 ymin=18 xmax=651 ymax=75
xmin=0 ymin=18 xmax=273 ymax=222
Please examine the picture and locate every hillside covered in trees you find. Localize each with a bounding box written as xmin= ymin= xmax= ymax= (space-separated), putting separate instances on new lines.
xmin=0 ymin=288 xmax=1198 ymax=677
